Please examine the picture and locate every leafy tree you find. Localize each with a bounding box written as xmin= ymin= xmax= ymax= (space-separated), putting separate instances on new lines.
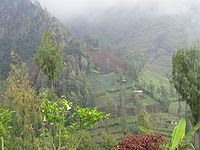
xmin=0 ymin=108 xmax=14 ymax=150
xmin=41 ymin=96 xmax=72 ymax=124
xmin=37 ymin=92 xmax=109 ymax=149
xmin=39 ymin=95 xmax=72 ymax=150
xmin=123 ymin=60 xmax=144 ymax=82
xmin=3 ymin=56 xmax=41 ymax=139
xmin=172 ymin=44 xmax=200 ymax=146
xmin=71 ymin=106 xmax=110 ymax=130
xmin=35 ymin=31 xmax=63 ymax=88
xmin=137 ymin=107 xmax=152 ymax=130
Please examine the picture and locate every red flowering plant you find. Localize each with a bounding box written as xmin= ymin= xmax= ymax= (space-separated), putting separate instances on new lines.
xmin=116 ymin=124 xmax=167 ymax=150
xmin=116 ymin=133 xmax=166 ymax=150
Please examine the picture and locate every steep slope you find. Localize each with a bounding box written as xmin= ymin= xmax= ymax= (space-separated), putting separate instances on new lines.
xmin=85 ymin=48 xmax=123 ymax=72
xmin=0 ymin=0 xmax=74 ymax=78
xmin=0 ymin=0 xmax=124 ymax=79
xmin=65 ymin=5 xmax=200 ymax=77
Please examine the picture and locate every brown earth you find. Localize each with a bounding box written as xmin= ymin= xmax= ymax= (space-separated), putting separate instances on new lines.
xmin=84 ymin=48 xmax=123 ymax=72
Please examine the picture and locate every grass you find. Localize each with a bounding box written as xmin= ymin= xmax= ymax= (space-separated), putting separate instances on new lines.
xmin=140 ymin=69 xmax=170 ymax=88
xmin=168 ymin=101 xmax=186 ymax=116
xmin=143 ymin=96 xmax=160 ymax=106
xmin=89 ymin=69 xmax=175 ymax=111
xmin=89 ymin=112 xmax=178 ymax=141
xmin=87 ymin=73 xmax=120 ymax=92
xmin=86 ymin=69 xmax=179 ymax=140
xmin=87 ymin=72 xmax=134 ymax=93
xmin=147 ymin=63 xmax=171 ymax=78
xmin=95 ymin=88 xmax=159 ymax=108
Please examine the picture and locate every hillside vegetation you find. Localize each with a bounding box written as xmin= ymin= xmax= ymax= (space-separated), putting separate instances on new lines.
xmin=0 ymin=0 xmax=199 ymax=149
xmin=0 ymin=0 xmax=81 ymax=79
xmin=65 ymin=5 xmax=200 ymax=77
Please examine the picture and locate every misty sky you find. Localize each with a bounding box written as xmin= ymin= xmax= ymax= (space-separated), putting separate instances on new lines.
xmin=38 ymin=0 xmax=200 ymax=20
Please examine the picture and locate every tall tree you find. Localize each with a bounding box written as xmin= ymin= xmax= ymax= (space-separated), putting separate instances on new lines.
xmin=172 ymin=44 xmax=200 ymax=147
xmin=3 ymin=55 xmax=41 ymax=145
xmin=123 ymin=60 xmax=144 ymax=82
xmin=137 ymin=107 xmax=151 ymax=130
xmin=35 ymin=31 xmax=63 ymax=88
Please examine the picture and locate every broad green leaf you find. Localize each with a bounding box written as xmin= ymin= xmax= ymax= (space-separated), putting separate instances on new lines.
xmin=170 ymin=118 xmax=186 ymax=150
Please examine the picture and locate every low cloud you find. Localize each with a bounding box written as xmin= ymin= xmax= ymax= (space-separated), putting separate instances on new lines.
xmin=38 ymin=0 xmax=200 ymax=20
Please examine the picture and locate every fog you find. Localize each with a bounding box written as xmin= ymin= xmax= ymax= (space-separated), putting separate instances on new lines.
xmin=38 ymin=0 xmax=200 ymax=20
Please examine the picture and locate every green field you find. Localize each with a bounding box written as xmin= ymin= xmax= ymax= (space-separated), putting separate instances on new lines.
xmin=88 ymin=69 xmax=175 ymax=108
xmin=86 ymin=69 xmax=178 ymax=140
xmin=140 ymin=69 xmax=171 ymax=88
xmin=90 ymin=113 xmax=178 ymax=140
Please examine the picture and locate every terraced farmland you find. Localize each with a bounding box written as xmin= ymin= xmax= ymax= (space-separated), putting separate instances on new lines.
xmin=86 ymin=69 xmax=179 ymax=141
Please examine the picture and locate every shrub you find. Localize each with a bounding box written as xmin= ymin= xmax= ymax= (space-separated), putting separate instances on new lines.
xmin=116 ymin=134 xmax=165 ymax=150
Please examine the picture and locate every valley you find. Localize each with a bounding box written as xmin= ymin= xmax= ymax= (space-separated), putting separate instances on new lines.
xmin=0 ymin=0 xmax=199 ymax=149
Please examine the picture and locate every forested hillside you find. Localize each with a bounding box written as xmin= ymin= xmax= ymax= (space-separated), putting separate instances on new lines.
xmin=65 ymin=5 xmax=200 ymax=77
xmin=0 ymin=0 xmax=78 ymax=79
xmin=0 ymin=0 xmax=200 ymax=149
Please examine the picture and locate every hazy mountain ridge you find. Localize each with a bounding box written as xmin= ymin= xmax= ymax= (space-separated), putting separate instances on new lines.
xmin=0 ymin=0 xmax=81 ymax=78
xmin=0 ymin=1 xmax=190 ymax=146
xmin=0 ymin=0 xmax=49 ymax=77
xmin=65 ymin=5 xmax=200 ymax=77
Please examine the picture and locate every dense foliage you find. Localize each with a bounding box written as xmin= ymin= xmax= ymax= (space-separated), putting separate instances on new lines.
xmin=35 ymin=32 xmax=63 ymax=87
xmin=172 ymin=44 xmax=200 ymax=124
xmin=165 ymin=118 xmax=200 ymax=150
xmin=116 ymin=134 xmax=165 ymax=150
xmin=0 ymin=52 xmax=109 ymax=149
xmin=66 ymin=5 xmax=200 ymax=77
xmin=0 ymin=107 xmax=13 ymax=150
xmin=1 ymin=0 xmax=200 ymax=149
xmin=0 ymin=0 xmax=49 ymax=78
xmin=172 ymin=44 xmax=200 ymax=148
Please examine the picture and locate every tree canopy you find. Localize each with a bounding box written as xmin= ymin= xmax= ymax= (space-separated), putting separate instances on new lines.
xmin=172 ymin=44 xmax=200 ymax=124
xmin=35 ymin=31 xmax=63 ymax=88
